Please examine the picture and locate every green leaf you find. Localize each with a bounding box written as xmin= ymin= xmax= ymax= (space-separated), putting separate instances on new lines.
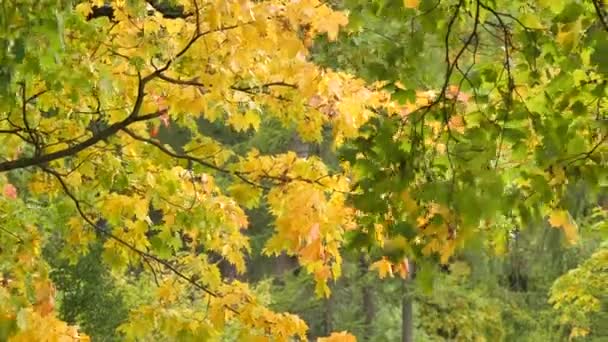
xmin=521 ymin=13 xmax=544 ymax=29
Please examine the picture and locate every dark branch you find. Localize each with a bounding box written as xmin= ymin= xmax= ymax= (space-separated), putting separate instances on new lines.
xmin=87 ymin=1 xmax=192 ymax=21
xmin=0 ymin=111 xmax=160 ymax=172
xmin=41 ymin=166 xmax=228 ymax=304
xmin=592 ymin=0 xmax=608 ymax=33
xmin=146 ymin=0 xmax=192 ymax=19
xmin=563 ymin=135 xmax=607 ymax=166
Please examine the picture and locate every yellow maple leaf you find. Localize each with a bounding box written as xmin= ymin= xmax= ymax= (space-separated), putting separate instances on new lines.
xmin=548 ymin=209 xmax=579 ymax=244
xmin=370 ymin=258 xmax=393 ymax=279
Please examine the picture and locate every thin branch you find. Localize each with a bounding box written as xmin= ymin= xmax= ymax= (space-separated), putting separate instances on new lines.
xmin=41 ymin=166 xmax=233 ymax=310
xmin=20 ymin=82 xmax=41 ymax=155
xmin=480 ymin=2 xmax=515 ymax=168
xmin=0 ymin=226 xmax=24 ymax=243
xmin=151 ymin=22 xmax=247 ymax=77
xmin=592 ymin=0 xmax=608 ymax=33
xmin=121 ymin=128 xmax=266 ymax=189
xmin=143 ymin=257 xmax=161 ymax=287
xmin=0 ymin=128 xmax=23 ymax=134
xmin=563 ymin=135 xmax=607 ymax=166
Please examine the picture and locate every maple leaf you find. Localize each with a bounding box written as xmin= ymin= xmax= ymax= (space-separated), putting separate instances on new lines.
xmin=548 ymin=210 xmax=579 ymax=244
xmin=370 ymin=258 xmax=393 ymax=279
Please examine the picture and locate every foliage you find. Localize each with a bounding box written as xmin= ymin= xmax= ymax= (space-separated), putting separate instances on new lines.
xmin=46 ymin=242 xmax=128 ymax=341
xmin=0 ymin=0 xmax=606 ymax=340
xmin=550 ymin=247 xmax=608 ymax=339
xmin=0 ymin=0 xmax=390 ymax=339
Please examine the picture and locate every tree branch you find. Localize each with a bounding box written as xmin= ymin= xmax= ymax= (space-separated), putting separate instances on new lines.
xmin=592 ymin=0 xmax=608 ymax=33
xmin=87 ymin=1 xmax=192 ymax=21
xmin=41 ymin=166 xmax=230 ymax=305
xmin=121 ymin=128 xmax=266 ymax=189
xmin=0 ymin=112 xmax=160 ymax=172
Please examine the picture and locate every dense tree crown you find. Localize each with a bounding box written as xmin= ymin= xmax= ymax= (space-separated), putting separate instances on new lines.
xmin=0 ymin=0 xmax=605 ymax=341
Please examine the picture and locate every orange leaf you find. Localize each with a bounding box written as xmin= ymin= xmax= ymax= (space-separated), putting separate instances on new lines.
xmin=403 ymin=0 xmax=420 ymax=9
xmin=548 ymin=209 xmax=579 ymax=244
xmin=398 ymin=258 xmax=410 ymax=279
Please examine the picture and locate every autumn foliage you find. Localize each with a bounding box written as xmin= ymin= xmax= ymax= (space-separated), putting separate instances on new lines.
xmin=0 ymin=0 xmax=606 ymax=340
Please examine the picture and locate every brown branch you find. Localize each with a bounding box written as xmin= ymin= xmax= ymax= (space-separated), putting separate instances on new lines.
xmin=151 ymin=22 xmax=246 ymax=76
xmin=0 ymin=128 xmax=23 ymax=134
xmin=0 ymin=111 xmax=160 ymax=172
xmin=157 ymin=72 xmax=297 ymax=95
xmin=231 ymin=82 xmax=298 ymax=93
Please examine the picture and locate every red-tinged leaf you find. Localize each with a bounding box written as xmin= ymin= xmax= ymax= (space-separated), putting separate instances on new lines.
xmin=150 ymin=126 xmax=159 ymax=137
xmin=3 ymin=184 xmax=17 ymax=199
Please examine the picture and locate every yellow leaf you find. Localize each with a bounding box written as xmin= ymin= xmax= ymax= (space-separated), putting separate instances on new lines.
xmin=75 ymin=3 xmax=92 ymax=17
xmin=400 ymin=190 xmax=419 ymax=213
xmin=65 ymin=171 xmax=82 ymax=188
xmin=521 ymin=13 xmax=544 ymax=30
xmin=403 ymin=0 xmax=420 ymax=9
xmin=548 ymin=209 xmax=579 ymax=244
xmin=556 ymin=20 xmax=581 ymax=51
xmin=570 ymin=327 xmax=590 ymax=338
xmin=397 ymin=258 xmax=410 ymax=279
xmin=157 ymin=282 xmax=177 ymax=304
xmin=370 ymin=258 xmax=393 ymax=279
xmin=243 ymin=110 xmax=261 ymax=131
xmin=133 ymin=197 xmax=149 ymax=221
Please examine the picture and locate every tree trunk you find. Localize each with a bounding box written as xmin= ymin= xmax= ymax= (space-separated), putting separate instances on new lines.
xmin=402 ymin=261 xmax=414 ymax=342
xmin=360 ymin=256 xmax=375 ymax=340
xmin=324 ymin=292 xmax=333 ymax=336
